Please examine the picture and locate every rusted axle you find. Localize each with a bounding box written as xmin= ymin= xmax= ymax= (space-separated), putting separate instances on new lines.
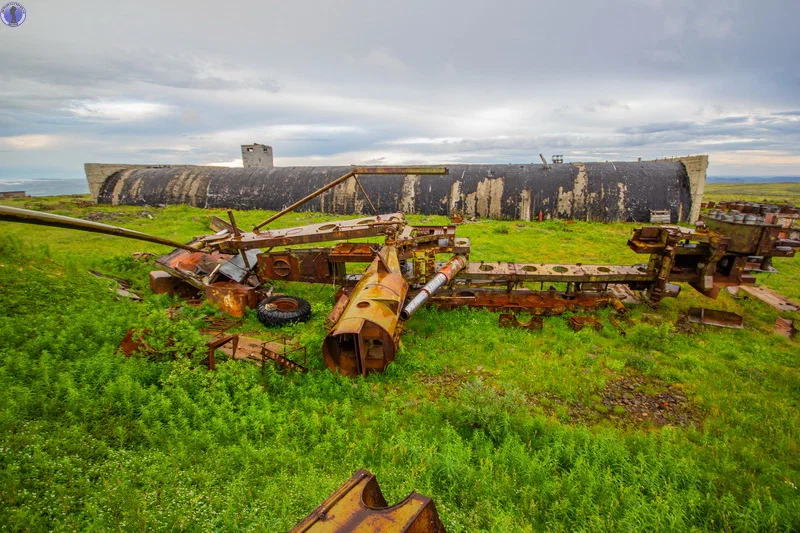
xmin=401 ymin=255 xmax=467 ymax=320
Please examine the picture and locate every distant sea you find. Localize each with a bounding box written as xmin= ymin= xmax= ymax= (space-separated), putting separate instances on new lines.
xmin=1 ymin=175 xmax=799 ymax=198
xmin=0 ymin=178 xmax=90 ymax=197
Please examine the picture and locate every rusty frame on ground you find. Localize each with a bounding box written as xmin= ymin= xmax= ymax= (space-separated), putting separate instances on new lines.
xmin=2 ymin=173 xmax=799 ymax=378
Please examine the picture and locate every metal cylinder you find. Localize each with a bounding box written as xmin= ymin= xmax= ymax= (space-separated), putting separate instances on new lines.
xmin=0 ymin=205 xmax=198 ymax=251
xmin=400 ymin=255 xmax=467 ymax=320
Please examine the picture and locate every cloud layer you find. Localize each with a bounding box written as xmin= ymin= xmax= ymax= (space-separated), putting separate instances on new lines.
xmin=1 ymin=0 xmax=799 ymax=179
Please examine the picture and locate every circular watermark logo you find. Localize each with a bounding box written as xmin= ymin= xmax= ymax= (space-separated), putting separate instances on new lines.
xmin=1 ymin=2 xmax=26 ymax=27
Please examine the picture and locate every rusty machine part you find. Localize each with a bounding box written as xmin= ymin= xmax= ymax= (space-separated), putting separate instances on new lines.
xmin=499 ymin=313 xmax=543 ymax=331
xmin=4 ymin=167 xmax=800 ymax=377
xmin=686 ymin=307 xmax=744 ymax=329
xmin=322 ymin=245 xmax=408 ymax=377
xmin=291 ymin=469 xmax=446 ymax=533
xmin=400 ymin=254 xmax=467 ymax=319
xmin=568 ymin=316 xmax=603 ymax=332
xmin=774 ymin=317 xmax=797 ymax=339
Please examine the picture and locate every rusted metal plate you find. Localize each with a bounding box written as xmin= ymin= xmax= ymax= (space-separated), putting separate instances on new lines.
xmin=687 ymin=307 xmax=744 ymax=329
xmin=149 ymin=271 xmax=199 ymax=298
xmin=257 ymin=249 xmax=346 ymax=284
xmin=499 ymin=313 xmax=543 ymax=331
xmin=774 ymin=317 xmax=797 ymax=339
xmin=291 ymin=469 xmax=445 ymax=533
xmin=568 ymin=316 xmax=603 ymax=332
xmin=739 ymin=285 xmax=800 ymax=312
xmin=209 ymin=334 xmax=307 ymax=372
xmin=204 ymin=282 xmax=258 ymax=317
xmin=329 ymin=242 xmax=378 ymax=262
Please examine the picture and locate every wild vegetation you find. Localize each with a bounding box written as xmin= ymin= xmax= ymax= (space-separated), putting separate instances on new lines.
xmin=704 ymin=182 xmax=800 ymax=206
xmin=1 ymin=195 xmax=798 ymax=531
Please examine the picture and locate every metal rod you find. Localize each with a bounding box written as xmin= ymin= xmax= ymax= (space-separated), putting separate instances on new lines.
xmin=252 ymin=166 xmax=447 ymax=231
xmin=227 ymin=209 xmax=251 ymax=268
xmin=353 ymin=176 xmax=377 ymax=215
xmin=400 ymin=255 xmax=467 ymax=320
xmin=0 ymin=205 xmax=199 ymax=251
xmin=253 ymin=170 xmax=354 ymax=231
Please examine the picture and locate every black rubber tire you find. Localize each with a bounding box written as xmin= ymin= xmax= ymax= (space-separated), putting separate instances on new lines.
xmin=256 ymin=295 xmax=312 ymax=327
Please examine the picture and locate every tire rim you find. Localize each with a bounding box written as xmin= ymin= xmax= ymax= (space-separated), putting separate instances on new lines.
xmin=271 ymin=298 xmax=299 ymax=311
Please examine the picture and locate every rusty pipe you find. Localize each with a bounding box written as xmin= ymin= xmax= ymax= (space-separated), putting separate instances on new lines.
xmin=0 ymin=205 xmax=199 ymax=251
xmin=252 ymin=166 xmax=448 ymax=231
xmin=400 ymin=255 xmax=467 ymax=320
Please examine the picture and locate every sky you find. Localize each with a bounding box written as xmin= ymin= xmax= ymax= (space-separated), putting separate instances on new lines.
xmin=1 ymin=0 xmax=799 ymax=184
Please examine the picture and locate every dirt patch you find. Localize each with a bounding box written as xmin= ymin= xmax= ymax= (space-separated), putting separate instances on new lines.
xmin=419 ymin=367 xmax=496 ymax=398
xmin=568 ymin=376 xmax=702 ymax=428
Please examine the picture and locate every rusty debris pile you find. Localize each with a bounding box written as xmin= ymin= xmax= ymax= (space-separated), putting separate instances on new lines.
xmin=2 ymin=168 xmax=799 ymax=379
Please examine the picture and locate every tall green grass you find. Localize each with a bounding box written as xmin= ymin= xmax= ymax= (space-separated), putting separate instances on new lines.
xmin=0 ymin=199 xmax=798 ymax=531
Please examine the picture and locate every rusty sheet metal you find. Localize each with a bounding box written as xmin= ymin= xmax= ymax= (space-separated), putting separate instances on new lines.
xmin=208 ymin=334 xmax=307 ymax=372
xmin=428 ymin=288 xmax=625 ymax=315
xmin=291 ymin=469 xmax=445 ymax=533
xmin=323 ymin=245 xmax=408 ymax=377
xmin=329 ymin=242 xmax=379 ymax=262
xmin=739 ymin=285 xmax=800 ymax=312
xmin=458 ymin=262 xmax=652 ymax=283
xmin=148 ymin=271 xmax=199 ymax=298
xmin=257 ymin=248 xmax=346 ymax=284
xmin=499 ymin=313 xmax=543 ymax=331
xmin=204 ymin=282 xmax=258 ymax=317
xmin=687 ymin=307 xmax=744 ymax=329
xmin=774 ymin=317 xmax=797 ymax=339
xmin=568 ymin=316 xmax=603 ymax=332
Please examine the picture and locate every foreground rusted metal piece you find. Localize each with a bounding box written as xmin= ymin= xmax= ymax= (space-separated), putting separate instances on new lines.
xmin=738 ymin=285 xmax=800 ymax=312
xmin=687 ymin=307 xmax=744 ymax=329
xmin=774 ymin=317 xmax=797 ymax=339
xmin=499 ymin=313 xmax=543 ymax=331
xmin=291 ymin=469 xmax=445 ymax=533
xmin=323 ymin=245 xmax=408 ymax=377
xmin=568 ymin=316 xmax=603 ymax=332
xmin=5 ymin=191 xmax=800 ymax=377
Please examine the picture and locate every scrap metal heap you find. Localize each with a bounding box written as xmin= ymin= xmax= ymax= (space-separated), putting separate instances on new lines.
xmin=2 ymin=167 xmax=799 ymax=379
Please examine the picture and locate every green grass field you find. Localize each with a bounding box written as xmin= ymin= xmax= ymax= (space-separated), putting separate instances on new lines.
xmin=705 ymin=182 xmax=800 ymax=205
xmin=1 ymin=195 xmax=799 ymax=531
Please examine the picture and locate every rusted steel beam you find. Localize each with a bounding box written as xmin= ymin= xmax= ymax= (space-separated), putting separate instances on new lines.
xmin=0 ymin=205 xmax=198 ymax=251
xmin=291 ymin=469 xmax=445 ymax=533
xmin=218 ymin=213 xmax=406 ymax=251
xmin=427 ymin=287 xmax=625 ymax=315
xmin=457 ymin=261 xmax=652 ymax=283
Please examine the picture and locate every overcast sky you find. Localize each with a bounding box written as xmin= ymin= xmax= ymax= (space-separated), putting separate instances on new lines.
xmin=1 ymin=0 xmax=799 ymax=182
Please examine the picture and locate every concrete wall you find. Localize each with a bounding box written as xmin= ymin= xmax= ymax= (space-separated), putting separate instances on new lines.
xmin=87 ymin=158 xmax=705 ymax=223
xmin=241 ymin=144 xmax=273 ymax=168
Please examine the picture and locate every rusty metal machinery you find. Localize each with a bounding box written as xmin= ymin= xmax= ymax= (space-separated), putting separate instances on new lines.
xmin=2 ymin=168 xmax=799 ymax=377
xmin=291 ymin=469 xmax=445 ymax=533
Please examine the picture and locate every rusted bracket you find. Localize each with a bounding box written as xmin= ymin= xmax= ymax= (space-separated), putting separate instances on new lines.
xmin=291 ymin=469 xmax=445 ymax=532
xmin=568 ymin=316 xmax=603 ymax=332
xmin=686 ymin=307 xmax=743 ymax=329
xmin=499 ymin=313 xmax=543 ymax=331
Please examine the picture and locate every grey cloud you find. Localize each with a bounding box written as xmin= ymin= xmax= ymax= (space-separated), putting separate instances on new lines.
xmin=0 ymin=0 xmax=799 ymax=179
